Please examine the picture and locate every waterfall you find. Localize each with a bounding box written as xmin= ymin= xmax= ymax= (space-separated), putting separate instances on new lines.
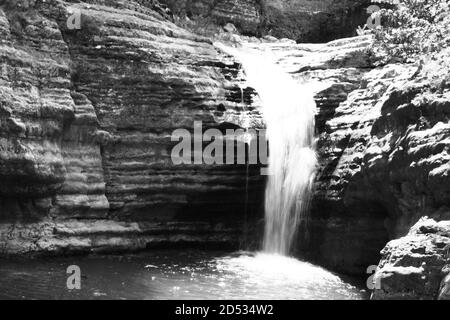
xmin=215 ymin=43 xmax=318 ymax=256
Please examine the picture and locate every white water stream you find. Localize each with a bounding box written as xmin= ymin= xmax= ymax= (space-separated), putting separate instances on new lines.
xmin=216 ymin=42 xmax=318 ymax=255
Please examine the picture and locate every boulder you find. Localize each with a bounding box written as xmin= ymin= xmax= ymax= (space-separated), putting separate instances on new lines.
xmin=372 ymin=218 xmax=450 ymax=300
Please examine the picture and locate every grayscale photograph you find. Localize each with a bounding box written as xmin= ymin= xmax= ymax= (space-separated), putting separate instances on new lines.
xmin=0 ymin=0 xmax=448 ymax=307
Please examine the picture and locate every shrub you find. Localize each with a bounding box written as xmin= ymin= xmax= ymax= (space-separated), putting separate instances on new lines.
xmin=369 ymin=0 xmax=450 ymax=65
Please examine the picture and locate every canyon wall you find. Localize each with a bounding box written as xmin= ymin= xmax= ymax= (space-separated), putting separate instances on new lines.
xmin=0 ymin=0 xmax=265 ymax=255
xmin=1 ymin=1 xmax=449 ymax=298
xmin=301 ymin=43 xmax=449 ymax=275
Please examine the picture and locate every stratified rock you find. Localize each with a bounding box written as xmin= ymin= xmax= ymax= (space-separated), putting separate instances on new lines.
xmin=296 ymin=40 xmax=449 ymax=275
xmin=0 ymin=0 xmax=264 ymax=255
xmin=0 ymin=218 xmax=241 ymax=255
xmin=372 ymin=218 xmax=450 ymax=300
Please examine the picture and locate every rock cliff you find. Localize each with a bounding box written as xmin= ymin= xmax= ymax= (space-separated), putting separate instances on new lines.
xmin=303 ymin=44 xmax=449 ymax=275
xmin=0 ymin=0 xmax=265 ymax=255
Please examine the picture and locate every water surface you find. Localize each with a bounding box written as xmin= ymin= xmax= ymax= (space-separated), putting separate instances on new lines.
xmin=0 ymin=251 xmax=367 ymax=300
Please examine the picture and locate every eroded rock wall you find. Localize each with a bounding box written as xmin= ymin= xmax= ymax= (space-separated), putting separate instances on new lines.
xmin=0 ymin=0 xmax=265 ymax=255
xmin=309 ymin=50 xmax=450 ymax=274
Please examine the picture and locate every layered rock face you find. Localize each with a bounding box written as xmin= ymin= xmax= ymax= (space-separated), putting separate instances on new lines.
xmin=160 ymin=0 xmax=369 ymax=42
xmin=306 ymin=49 xmax=450 ymax=275
xmin=372 ymin=218 xmax=450 ymax=300
xmin=0 ymin=0 xmax=265 ymax=255
xmin=364 ymin=51 xmax=450 ymax=297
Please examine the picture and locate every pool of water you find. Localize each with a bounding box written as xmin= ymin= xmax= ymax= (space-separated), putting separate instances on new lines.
xmin=0 ymin=251 xmax=367 ymax=300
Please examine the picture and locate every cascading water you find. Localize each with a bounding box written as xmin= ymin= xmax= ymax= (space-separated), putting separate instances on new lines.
xmin=216 ymin=43 xmax=318 ymax=256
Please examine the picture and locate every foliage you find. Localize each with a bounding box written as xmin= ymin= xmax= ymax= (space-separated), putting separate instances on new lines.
xmin=368 ymin=0 xmax=450 ymax=65
xmin=420 ymin=48 xmax=450 ymax=90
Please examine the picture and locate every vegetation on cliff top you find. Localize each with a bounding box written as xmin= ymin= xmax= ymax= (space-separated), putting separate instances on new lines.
xmin=368 ymin=0 xmax=450 ymax=64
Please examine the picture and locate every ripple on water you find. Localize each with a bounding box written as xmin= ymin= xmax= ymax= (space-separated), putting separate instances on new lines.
xmin=0 ymin=251 xmax=366 ymax=300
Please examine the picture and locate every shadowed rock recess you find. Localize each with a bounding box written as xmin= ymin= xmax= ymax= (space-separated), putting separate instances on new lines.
xmin=0 ymin=0 xmax=449 ymax=300
xmin=159 ymin=0 xmax=370 ymax=42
